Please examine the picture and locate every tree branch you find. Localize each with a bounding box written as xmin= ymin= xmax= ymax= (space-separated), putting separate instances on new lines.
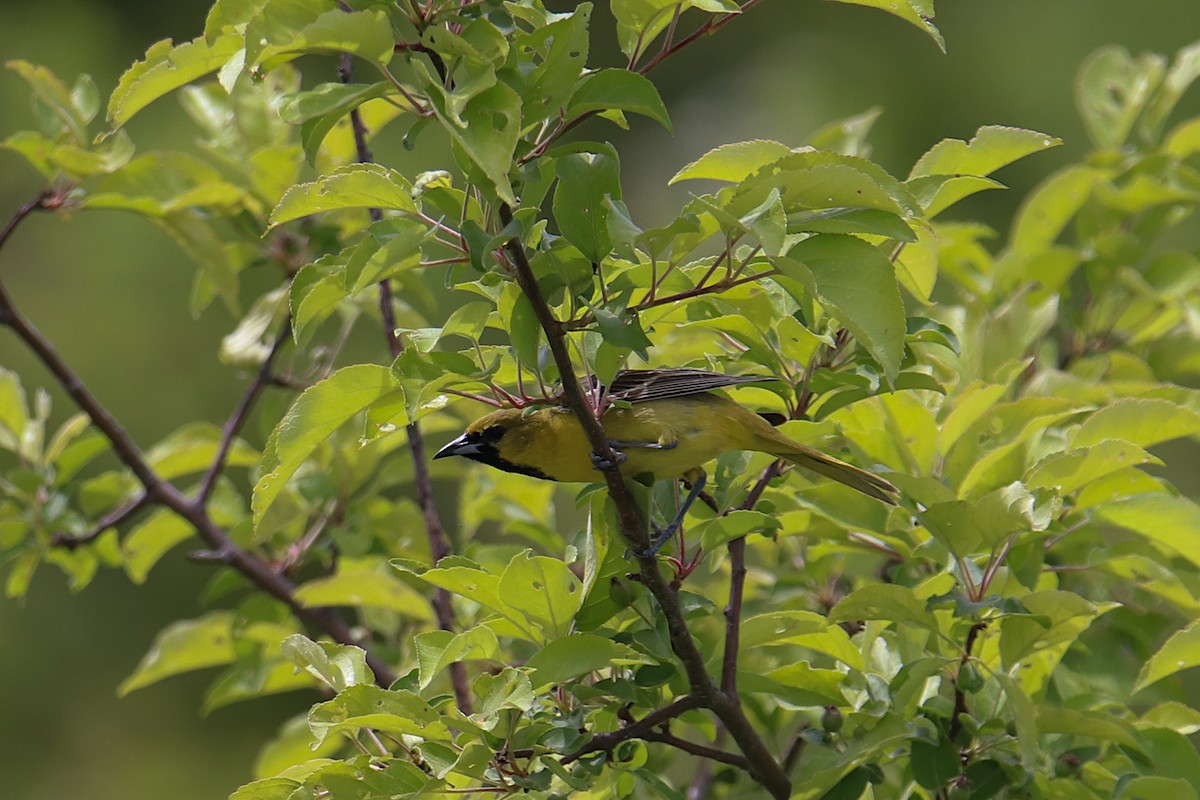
xmin=340 ymin=52 xmax=471 ymax=713
xmin=50 ymin=491 xmax=148 ymax=550
xmin=0 ymin=276 xmax=396 ymax=685
xmin=561 ymin=696 xmax=700 ymax=764
xmin=499 ymin=204 xmax=790 ymax=799
xmin=0 ymin=193 xmax=48 ymax=254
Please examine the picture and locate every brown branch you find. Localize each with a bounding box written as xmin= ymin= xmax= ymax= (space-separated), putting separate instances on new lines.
xmin=0 ymin=193 xmax=48 ymax=253
xmin=721 ymin=535 xmax=747 ymax=695
xmin=0 ymin=279 xmax=396 ymax=685
xmin=340 ymin=51 xmax=471 ymax=713
xmin=562 ymin=696 xmax=700 ymax=764
xmin=643 ymin=729 xmax=748 ymax=768
xmin=501 ymin=203 xmax=790 ymax=799
xmin=50 ymin=491 xmax=148 ymax=550
xmin=195 ymin=313 xmax=291 ymax=505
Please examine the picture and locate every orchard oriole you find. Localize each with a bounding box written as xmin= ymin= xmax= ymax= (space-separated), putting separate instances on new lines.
xmin=435 ymin=369 xmax=897 ymax=504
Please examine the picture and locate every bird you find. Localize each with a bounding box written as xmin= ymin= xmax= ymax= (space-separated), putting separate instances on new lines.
xmin=433 ymin=368 xmax=898 ymax=508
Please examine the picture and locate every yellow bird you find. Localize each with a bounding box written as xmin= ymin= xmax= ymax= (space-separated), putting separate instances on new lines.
xmin=434 ymin=369 xmax=897 ymax=504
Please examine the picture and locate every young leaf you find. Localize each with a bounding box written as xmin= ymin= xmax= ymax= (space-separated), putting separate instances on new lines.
xmin=118 ymin=613 xmax=237 ymax=695
xmin=565 ymin=68 xmax=672 ymax=133
xmin=252 ymin=365 xmax=401 ymax=526
xmin=552 ymin=151 xmax=622 ymax=262
xmin=107 ymin=34 xmax=242 ymax=128
xmin=775 ymin=234 xmax=906 ymax=384
xmin=269 ymin=163 xmax=418 ymax=227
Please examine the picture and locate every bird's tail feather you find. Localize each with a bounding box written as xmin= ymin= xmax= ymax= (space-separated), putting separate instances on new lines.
xmin=774 ymin=444 xmax=898 ymax=504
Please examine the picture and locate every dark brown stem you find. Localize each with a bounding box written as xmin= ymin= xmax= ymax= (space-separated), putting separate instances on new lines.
xmin=721 ymin=536 xmax=747 ymax=694
xmin=947 ymin=622 xmax=987 ymax=744
xmin=562 ymin=696 xmax=700 ymax=763
xmin=0 ymin=193 xmax=48 ymax=253
xmin=501 ymin=204 xmax=790 ymax=799
xmin=195 ymin=314 xmax=291 ymax=505
xmin=642 ymin=729 xmax=748 ymax=768
xmin=340 ymin=51 xmax=471 ymax=712
xmin=50 ymin=491 xmax=148 ymax=549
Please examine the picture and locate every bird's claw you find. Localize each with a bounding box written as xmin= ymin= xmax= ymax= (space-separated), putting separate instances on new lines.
xmin=590 ymin=448 xmax=627 ymax=472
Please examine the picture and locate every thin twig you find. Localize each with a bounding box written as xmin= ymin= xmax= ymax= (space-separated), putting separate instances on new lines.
xmin=196 ymin=313 xmax=291 ymax=505
xmin=562 ymin=697 xmax=700 ymax=763
xmin=643 ymin=728 xmax=748 ymax=768
xmin=50 ymin=491 xmax=148 ymax=550
xmin=947 ymin=622 xmax=987 ymax=744
xmin=0 ymin=193 xmax=48 ymax=253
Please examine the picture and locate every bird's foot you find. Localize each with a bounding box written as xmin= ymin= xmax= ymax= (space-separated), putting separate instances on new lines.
xmin=590 ymin=448 xmax=627 ymax=472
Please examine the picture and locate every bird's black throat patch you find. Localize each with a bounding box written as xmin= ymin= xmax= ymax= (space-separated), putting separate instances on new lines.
xmin=460 ymin=439 xmax=553 ymax=481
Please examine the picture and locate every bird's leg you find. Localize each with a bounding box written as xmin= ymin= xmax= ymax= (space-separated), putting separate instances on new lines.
xmin=640 ymin=472 xmax=707 ymax=558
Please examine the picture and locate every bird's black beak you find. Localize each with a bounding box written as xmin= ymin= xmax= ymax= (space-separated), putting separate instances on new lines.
xmin=434 ymin=433 xmax=479 ymax=460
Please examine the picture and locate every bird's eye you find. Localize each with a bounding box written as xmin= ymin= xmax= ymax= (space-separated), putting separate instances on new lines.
xmin=481 ymin=424 xmax=505 ymax=442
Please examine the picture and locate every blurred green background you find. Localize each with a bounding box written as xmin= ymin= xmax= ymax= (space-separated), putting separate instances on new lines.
xmin=2 ymin=1 xmax=1199 ymax=798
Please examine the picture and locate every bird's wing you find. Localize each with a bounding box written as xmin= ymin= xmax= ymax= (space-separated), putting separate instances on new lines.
xmin=608 ymin=368 xmax=778 ymax=403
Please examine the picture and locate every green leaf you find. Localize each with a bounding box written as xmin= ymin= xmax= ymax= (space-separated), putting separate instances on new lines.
xmin=910 ymin=738 xmax=960 ymax=791
xmin=1121 ymin=778 xmax=1199 ymax=800
xmin=0 ymin=368 xmax=28 ymax=454
xmin=1027 ymin=439 xmax=1160 ymax=494
xmin=566 ymin=68 xmax=672 ymax=133
xmin=294 ymin=559 xmax=434 ymax=619
xmin=1099 ymin=494 xmax=1200 ymax=571
xmin=1076 ymin=45 xmax=1165 ymax=149
xmin=828 ymin=584 xmax=937 ymax=630
xmin=1008 ymin=165 xmax=1107 ymax=255
xmin=671 ymin=140 xmax=793 ymax=185
xmin=145 ymin=422 xmax=259 ymax=480
xmin=497 ymin=551 xmax=584 ymax=643
xmin=278 ymin=82 xmax=394 ymax=125
xmin=280 ymin=634 xmax=373 ymax=692
xmin=427 ymin=81 xmax=521 ymax=204
xmin=415 ymin=627 xmax=500 ymax=689
xmin=269 ymin=163 xmax=417 ymax=228
xmin=1037 ymin=708 xmax=1143 ymax=749
xmin=526 ymin=633 xmax=653 ymax=689
xmin=516 ymin=7 xmax=591 ymax=125
xmin=6 ymin=61 xmax=92 ymax=143
xmin=777 ymin=234 xmax=906 ymax=384
xmin=118 ymin=613 xmax=236 ymax=695
xmin=122 ymin=509 xmax=194 ymax=584
xmin=995 ymin=672 xmax=1039 ymax=766
xmin=253 ymin=365 xmax=401 ymax=526
xmin=1072 ymin=397 xmax=1200 ymax=449
xmin=246 ymin=6 xmax=394 ymax=72
xmin=107 ymin=34 xmax=242 ymax=128
xmin=910 ymin=126 xmax=1059 ymax=180
xmin=308 ymin=685 xmax=446 ymax=747
xmin=553 ymin=151 xmax=622 ymax=262
xmin=827 ymin=0 xmax=944 ymax=51
xmin=696 ymin=509 xmax=779 ymax=551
